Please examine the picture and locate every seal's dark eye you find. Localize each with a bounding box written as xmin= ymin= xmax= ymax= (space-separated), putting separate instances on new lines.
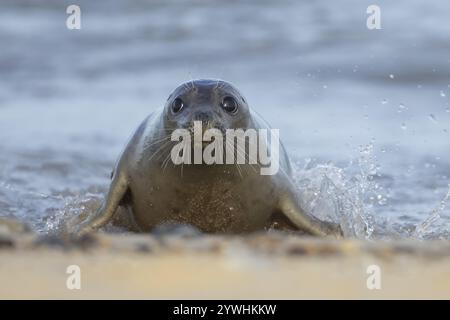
xmin=221 ymin=96 xmax=238 ymax=114
xmin=172 ymin=98 xmax=184 ymax=113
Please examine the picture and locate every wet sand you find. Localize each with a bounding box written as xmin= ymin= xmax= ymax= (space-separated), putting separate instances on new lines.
xmin=1 ymin=229 xmax=449 ymax=299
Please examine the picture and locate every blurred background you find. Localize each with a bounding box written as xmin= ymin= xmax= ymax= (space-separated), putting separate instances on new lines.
xmin=0 ymin=0 xmax=449 ymax=238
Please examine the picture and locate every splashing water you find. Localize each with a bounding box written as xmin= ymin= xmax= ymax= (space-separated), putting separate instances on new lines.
xmin=0 ymin=180 xmax=103 ymax=234
xmin=413 ymin=185 xmax=450 ymax=240
xmin=292 ymin=145 xmax=380 ymax=239
xmin=291 ymin=144 xmax=450 ymax=240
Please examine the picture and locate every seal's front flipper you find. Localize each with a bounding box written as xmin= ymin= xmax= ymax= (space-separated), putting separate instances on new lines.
xmin=278 ymin=188 xmax=343 ymax=238
xmin=75 ymin=169 xmax=129 ymax=236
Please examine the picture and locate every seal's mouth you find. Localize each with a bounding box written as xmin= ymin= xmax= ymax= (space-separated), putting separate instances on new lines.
xmin=185 ymin=121 xmax=227 ymax=135
xmin=182 ymin=120 xmax=226 ymax=151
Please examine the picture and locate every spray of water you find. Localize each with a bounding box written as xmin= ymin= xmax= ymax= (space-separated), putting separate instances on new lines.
xmin=413 ymin=184 xmax=450 ymax=239
xmin=291 ymin=143 xmax=450 ymax=240
xmin=292 ymin=145 xmax=378 ymax=239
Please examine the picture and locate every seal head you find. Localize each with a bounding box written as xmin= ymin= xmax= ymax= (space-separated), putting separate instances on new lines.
xmin=164 ymin=79 xmax=252 ymax=135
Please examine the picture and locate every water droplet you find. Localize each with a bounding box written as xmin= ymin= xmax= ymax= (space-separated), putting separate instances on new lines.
xmin=429 ymin=114 xmax=438 ymax=123
xmin=417 ymin=84 xmax=422 ymax=89
xmin=381 ymin=99 xmax=388 ymax=105
xmin=401 ymin=123 xmax=407 ymax=130
xmin=323 ymin=85 xmax=328 ymax=89
xmin=397 ymin=103 xmax=407 ymax=113
xmin=445 ymin=108 xmax=450 ymax=113
xmin=389 ymin=74 xmax=395 ymax=79
xmin=440 ymin=90 xmax=446 ymax=97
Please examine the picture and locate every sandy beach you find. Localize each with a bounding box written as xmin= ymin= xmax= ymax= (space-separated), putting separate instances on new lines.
xmin=1 ymin=228 xmax=449 ymax=299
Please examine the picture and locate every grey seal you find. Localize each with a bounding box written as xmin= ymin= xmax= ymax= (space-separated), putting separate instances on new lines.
xmin=75 ymin=79 xmax=342 ymax=237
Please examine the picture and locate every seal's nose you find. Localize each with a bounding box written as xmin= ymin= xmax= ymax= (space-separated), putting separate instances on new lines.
xmin=193 ymin=111 xmax=213 ymax=122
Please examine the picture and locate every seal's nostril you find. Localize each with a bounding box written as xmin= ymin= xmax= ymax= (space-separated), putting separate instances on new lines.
xmin=194 ymin=112 xmax=212 ymax=122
